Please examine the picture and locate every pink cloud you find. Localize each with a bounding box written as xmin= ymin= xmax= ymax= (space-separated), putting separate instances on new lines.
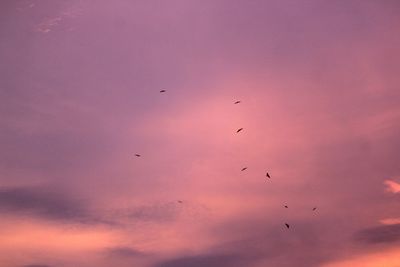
xmin=2 ymin=1 xmax=400 ymax=266
xmin=380 ymin=218 xmax=400 ymax=225
xmin=384 ymin=180 xmax=400 ymax=194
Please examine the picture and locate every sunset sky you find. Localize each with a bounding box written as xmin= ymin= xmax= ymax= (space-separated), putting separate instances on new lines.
xmin=1 ymin=1 xmax=400 ymax=266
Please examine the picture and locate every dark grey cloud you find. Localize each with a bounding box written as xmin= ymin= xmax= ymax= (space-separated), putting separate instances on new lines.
xmin=355 ymin=224 xmax=400 ymax=244
xmin=105 ymin=246 xmax=147 ymax=258
xmin=0 ymin=186 xmax=111 ymax=225
xmin=153 ymin=253 xmax=245 ymax=267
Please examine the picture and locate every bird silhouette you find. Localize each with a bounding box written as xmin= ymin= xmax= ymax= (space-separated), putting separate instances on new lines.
xmin=135 ymin=154 xmax=141 ymax=157
xmin=285 ymin=223 xmax=290 ymax=229
xmin=236 ymin=128 xmax=243 ymax=133
xmin=266 ymin=172 xmax=271 ymax=178
xmin=178 ymin=200 xmax=183 ymax=204
xmin=284 ymin=205 xmax=288 ymax=208
xmin=241 ymin=167 xmax=248 ymax=171
xmin=234 ymin=100 xmax=241 ymax=104
xmin=313 ymin=207 xmax=317 ymax=211
xmin=160 ymin=89 xmax=166 ymax=93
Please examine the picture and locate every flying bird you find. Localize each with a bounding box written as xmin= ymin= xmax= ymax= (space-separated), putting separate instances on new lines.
xmin=313 ymin=207 xmax=317 ymax=211
xmin=160 ymin=89 xmax=166 ymax=93
xmin=241 ymin=167 xmax=248 ymax=171
xmin=285 ymin=223 xmax=290 ymax=229
xmin=236 ymin=128 xmax=243 ymax=133
xmin=284 ymin=205 xmax=288 ymax=208
xmin=135 ymin=154 xmax=141 ymax=157
xmin=178 ymin=200 xmax=183 ymax=204
xmin=234 ymin=100 xmax=241 ymax=104
xmin=266 ymin=172 xmax=271 ymax=178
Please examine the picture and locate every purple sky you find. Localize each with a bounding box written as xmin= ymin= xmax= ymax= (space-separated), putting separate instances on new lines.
xmin=1 ymin=1 xmax=400 ymax=266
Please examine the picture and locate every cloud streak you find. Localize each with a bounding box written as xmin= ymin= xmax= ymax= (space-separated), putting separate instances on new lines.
xmin=355 ymin=224 xmax=400 ymax=244
xmin=0 ymin=186 xmax=110 ymax=225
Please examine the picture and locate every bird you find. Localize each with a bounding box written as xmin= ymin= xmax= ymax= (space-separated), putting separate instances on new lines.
xmin=284 ymin=205 xmax=288 ymax=208
xmin=160 ymin=89 xmax=166 ymax=93
xmin=234 ymin=100 xmax=241 ymax=104
xmin=241 ymin=167 xmax=248 ymax=171
xmin=135 ymin=154 xmax=141 ymax=157
xmin=313 ymin=207 xmax=317 ymax=211
xmin=236 ymin=128 xmax=243 ymax=133
xmin=266 ymin=172 xmax=271 ymax=178
xmin=177 ymin=200 xmax=183 ymax=204
xmin=285 ymin=223 xmax=290 ymax=229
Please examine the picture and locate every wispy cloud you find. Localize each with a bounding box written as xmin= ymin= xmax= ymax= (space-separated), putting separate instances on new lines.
xmin=35 ymin=16 xmax=62 ymax=33
xmin=33 ymin=2 xmax=83 ymax=33
xmin=354 ymin=224 xmax=400 ymax=244
xmin=128 ymin=202 xmax=181 ymax=223
xmin=0 ymin=186 xmax=111 ymax=225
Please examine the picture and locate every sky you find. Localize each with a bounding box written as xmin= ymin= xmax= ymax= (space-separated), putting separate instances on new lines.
xmin=1 ymin=0 xmax=400 ymax=266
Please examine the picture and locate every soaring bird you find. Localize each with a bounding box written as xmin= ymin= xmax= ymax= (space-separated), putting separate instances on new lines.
xmin=236 ymin=128 xmax=243 ymax=133
xmin=285 ymin=223 xmax=290 ymax=229
xmin=160 ymin=89 xmax=166 ymax=93
xmin=313 ymin=207 xmax=317 ymax=211
xmin=241 ymin=167 xmax=248 ymax=171
xmin=178 ymin=200 xmax=183 ymax=204
xmin=266 ymin=172 xmax=271 ymax=178
xmin=234 ymin=100 xmax=241 ymax=104
xmin=284 ymin=205 xmax=288 ymax=208
xmin=135 ymin=154 xmax=141 ymax=157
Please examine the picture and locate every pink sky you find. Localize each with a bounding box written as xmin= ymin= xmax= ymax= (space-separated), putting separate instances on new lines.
xmin=1 ymin=1 xmax=400 ymax=266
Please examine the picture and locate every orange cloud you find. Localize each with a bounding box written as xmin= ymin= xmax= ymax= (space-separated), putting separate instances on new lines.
xmin=0 ymin=221 xmax=115 ymax=253
xmin=322 ymin=248 xmax=400 ymax=267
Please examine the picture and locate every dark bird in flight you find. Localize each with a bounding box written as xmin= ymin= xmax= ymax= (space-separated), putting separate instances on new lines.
xmin=285 ymin=223 xmax=290 ymax=229
xmin=284 ymin=205 xmax=288 ymax=208
xmin=241 ymin=167 xmax=248 ymax=171
xmin=234 ymin=100 xmax=241 ymax=104
xmin=313 ymin=207 xmax=317 ymax=211
xmin=135 ymin=154 xmax=141 ymax=157
xmin=236 ymin=128 xmax=243 ymax=133
xmin=266 ymin=172 xmax=271 ymax=178
xmin=160 ymin=89 xmax=166 ymax=93
xmin=178 ymin=200 xmax=183 ymax=204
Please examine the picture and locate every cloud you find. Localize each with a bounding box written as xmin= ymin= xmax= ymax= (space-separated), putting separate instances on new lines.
xmin=35 ymin=17 xmax=62 ymax=33
xmin=128 ymin=202 xmax=180 ymax=223
xmin=2 ymin=1 xmax=400 ymax=267
xmin=321 ymin=247 xmax=400 ymax=267
xmin=380 ymin=218 xmax=400 ymax=225
xmin=153 ymin=217 xmax=337 ymax=267
xmin=153 ymin=253 xmax=245 ymax=267
xmin=354 ymin=224 xmax=400 ymax=244
xmin=384 ymin=180 xmax=400 ymax=194
xmin=105 ymin=246 xmax=147 ymax=258
xmin=34 ymin=1 xmax=83 ymax=34
xmin=0 ymin=186 xmax=110 ymax=225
